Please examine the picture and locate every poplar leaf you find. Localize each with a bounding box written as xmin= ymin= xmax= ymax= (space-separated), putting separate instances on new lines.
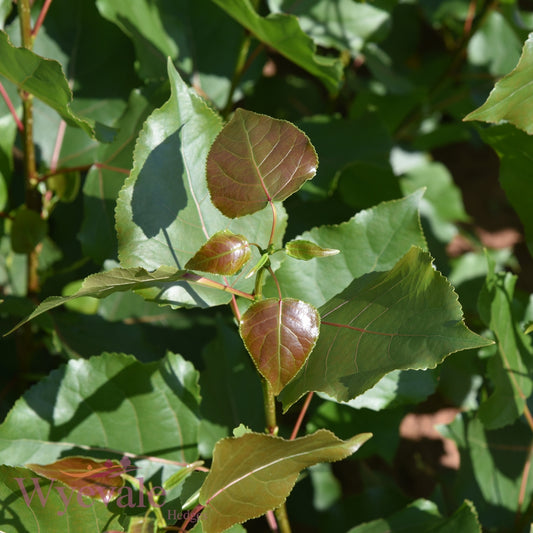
xmin=285 ymin=239 xmax=339 ymax=260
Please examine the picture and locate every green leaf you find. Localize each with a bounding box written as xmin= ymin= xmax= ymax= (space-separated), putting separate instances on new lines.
xmin=464 ymin=33 xmax=533 ymax=134
xmin=4 ymin=266 xmax=186 ymax=335
xmin=211 ymin=0 xmax=343 ymax=93
xmin=199 ymin=429 xmax=372 ymax=532
xmin=285 ymin=240 xmax=339 ymax=260
xmin=280 ymin=247 xmax=492 ymax=409
xmin=264 ymin=190 xmax=427 ymax=308
xmin=477 ymin=258 xmax=533 ymax=429
xmin=346 ymin=498 xmax=481 ymax=533
xmin=268 ymin=0 xmax=390 ymax=56
xmin=239 ymin=298 xmax=320 ymax=395
xmin=116 ymin=62 xmax=287 ymax=309
xmin=0 ymin=31 xmax=112 ymax=141
xmin=10 ymin=207 xmax=48 ymax=254
xmin=207 ymin=108 xmax=318 ymax=218
xmin=0 ymin=466 xmax=122 ymax=533
xmin=479 ymin=123 xmax=533 ymax=256
xmin=48 ymin=172 xmax=81 ymax=203
xmin=186 ymin=231 xmax=251 ymax=275
xmin=0 ymin=352 xmax=201 ymax=466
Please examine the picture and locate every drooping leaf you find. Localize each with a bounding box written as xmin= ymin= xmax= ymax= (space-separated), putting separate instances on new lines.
xmin=10 ymin=207 xmax=48 ymax=254
xmin=285 ymin=240 xmax=339 ymax=261
xmin=4 ymin=266 xmax=186 ymax=335
xmin=207 ymin=108 xmax=318 ymax=218
xmin=264 ymin=190 xmax=427 ymax=308
xmin=0 ymin=466 xmax=122 ymax=533
xmin=476 ymin=257 xmax=533 ymax=429
xmin=186 ymin=231 xmax=251 ymax=275
xmin=0 ymin=31 xmax=113 ymax=141
xmin=199 ymin=429 xmax=372 ymax=533
xmin=211 ymin=0 xmax=343 ymax=93
xmin=280 ymin=247 xmax=492 ymax=409
xmin=464 ymin=33 xmax=533 ymax=134
xmin=116 ymin=62 xmax=287 ymax=309
xmin=268 ymin=0 xmax=390 ymax=56
xmin=0 ymin=352 xmax=201 ymax=467
xmin=25 ymin=456 xmax=125 ymax=502
xmin=239 ymin=298 xmax=320 ymax=395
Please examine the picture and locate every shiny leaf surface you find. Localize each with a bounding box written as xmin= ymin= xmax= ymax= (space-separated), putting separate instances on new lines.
xmin=285 ymin=239 xmax=339 ymax=260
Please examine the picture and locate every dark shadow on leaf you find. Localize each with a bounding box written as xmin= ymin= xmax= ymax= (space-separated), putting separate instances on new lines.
xmin=132 ymin=129 xmax=186 ymax=238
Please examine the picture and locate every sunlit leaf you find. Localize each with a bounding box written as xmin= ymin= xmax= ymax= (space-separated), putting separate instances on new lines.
xmin=280 ymin=247 xmax=493 ymax=409
xmin=285 ymin=240 xmax=339 ymax=261
xmin=186 ymin=231 xmax=251 ymax=275
xmin=207 ymin=108 xmax=318 ymax=218
xmin=211 ymin=0 xmax=343 ymax=93
xmin=199 ymin=430 xmax=372 ymax=532
xmin=464 ymin=33 xmax=533 ymax=134
xmin=240 ymin=298 xmax=320 ymax=395
xmin=4 ymin=266 xmax=186 ymax=335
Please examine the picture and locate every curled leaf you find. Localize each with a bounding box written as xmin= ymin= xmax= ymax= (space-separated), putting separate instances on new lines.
xmin=207 ymin=109 xmax=318 ymax=218
xmin=285 ymin=239 xmax=340 ymax=260
xmin=185 ymin=230 xmax=251 ymax=275
xmin=240 ymin=298 xmax=320 ymax=395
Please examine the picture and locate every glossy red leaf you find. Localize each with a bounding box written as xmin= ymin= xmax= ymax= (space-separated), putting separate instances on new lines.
xmin=185 ymin=230 xmax=252 ymax=275
xmin=239 ymin=298 xmax=320 ymax=395
xmin=207 ymin=109 xmax=318 ymax=218
xmin=26 ymin=456 xmax=127 ymax=502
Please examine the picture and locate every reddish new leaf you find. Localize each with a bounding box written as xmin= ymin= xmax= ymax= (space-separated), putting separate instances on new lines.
xmin=185 ymin=230 xmax=252 ymax=275
xmin=26 ymin=456 xmax=127 ymax=502
xmin=240 ymin=298 xmax=320 ymax=395
xmin=207 ymin=109 xmax=318 ymax=218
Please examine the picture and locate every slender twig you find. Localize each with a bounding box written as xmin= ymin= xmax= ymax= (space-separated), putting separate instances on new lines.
xmin=262 ymin=378 xmax=278 ymax=435
xmin=515 ymin=438 xmax=533 ymax=529
xmin=32 ymin=0 xmax=54 ymax=38
xmin=49 ymin=119 xmax=66 ymax=172
xmin=268 ymin=200 xmax=277 ymax=248
xmin=290 ymin=392 xmax=314 ymax=440
xmin=0 ymin=81 xmax=24 ymax=132
xmin=183 ymin=272 xmax=255 ymax=301
xmin=177 ymin=504 xmax=204 ymax=532
xmin=274 ymin=503 xmax=292 ymax=533
xmin=222 ymin=32 xmax=252 ymax=118
xmin=36 ymin=162 xmax=130 ymax=184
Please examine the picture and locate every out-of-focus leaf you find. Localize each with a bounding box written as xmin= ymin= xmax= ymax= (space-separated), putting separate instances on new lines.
xmin=280 ymin=247 xmax=493 ymax=409
xmin=477 ymin=257 xmax=533 ymax=428
xmin=10 ymin=208 xmax=48 ymax=254
xmin=4 ymin=266 xmax=186 ymax=335
xmin=116 ymin=62 xmax=287 ymax=309
xmin=0 ymin=31 xmax=112 ymax=140
xmin=199 ymin=430 xmax=372 ymax=532
xmin=207 ymin=108 xmax=317 ymax=218
xmin=48 ymin=171 xmax=81 ymax=203
xmin=211 ymin=0 xmax=343 ymax=93
xmin=346 ymin=498 xmax=481 ymax=533
xmin=285 ymin=240 xmax=339 ymax=260
xmin=465 ymin=33 xmax=533 ymax=134
xmin=264 ymin=190 xmax=427 ymax=308
xmin=186 ymin=231 xmax=251 ymax=275
xmin=0 ymin=352 xmax=201 ymax=466
xmin=0 ymin=466 xmax=122 ymax=533
xmin=240 ymin=298 xmax=320 ymax=395
xmin=480 ymin=123 xmax=533 ymax=256
xmin=268 ymin=0 xmax=390 ymax=56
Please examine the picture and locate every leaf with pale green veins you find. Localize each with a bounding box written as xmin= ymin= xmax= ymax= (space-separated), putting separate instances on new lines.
xmin=464 ymin=33 xmax=533 ymax=134
xmin=199 ymin=429 xmax=372 ymax=533
xmin=186 ymin=231 xmax=251 ymax=275
xmin=0 ymin=31 xmax=113 ymax=141
xmin=264 ymin=190 xmax=427 ymax=308
xmin=207 ymin=108 xmax=318 ymax=218
xmin=240 ymin=298 xmax=320 ymax=395
xmin=211 ymin=0 xmax=343 ymax=93
xmin=116 ymin=62 xmax=287 ymax=309
xmin=4 ymin=265 xmax=186 ymax=335
xmin=0 ymin=466 xmax=122 ymax=533
xmin=280 ymin=247 xmax=492 ymax=409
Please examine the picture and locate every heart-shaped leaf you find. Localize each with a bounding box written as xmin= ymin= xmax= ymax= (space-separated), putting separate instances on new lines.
xmin=186 ymin=231 xmax=251 ymax=275
xmin=199 ymin=429 xmax=372 ymax=533
xmin=285 ymin=239 xmax=339 ymax=260
xmin=239 ymin=298 xmax=320 ymax=395
xmin=280 ymin=247 xmax=493 ymax=409
xmin=26 ymin=457 xmax=126 ymax=502
xmin=207 ymin=108 xmax=318 ymax=218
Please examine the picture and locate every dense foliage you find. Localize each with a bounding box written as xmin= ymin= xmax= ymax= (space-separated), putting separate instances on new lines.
xmin=1 ymin=1 xmax=533 ymax=532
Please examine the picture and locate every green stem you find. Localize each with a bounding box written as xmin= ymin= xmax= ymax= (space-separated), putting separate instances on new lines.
xmin=261 ymin=378 xmax=277 ymax=435
xmin=274 ymin=502 xmax=292 ymax=533
xmin=222 ymin=32 xmax=252 ymax=118
xmin=183 ymin=272 xmax=254 ymax=300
